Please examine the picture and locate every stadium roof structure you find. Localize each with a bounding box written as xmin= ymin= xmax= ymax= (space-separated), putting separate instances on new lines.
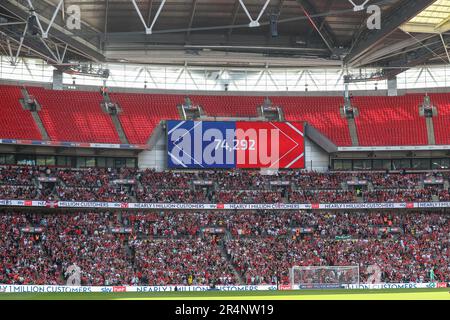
xmin=401 ymin=0 xmax=450 ymax=34
xmin=0 ymin=0 xmax=448 ymax=79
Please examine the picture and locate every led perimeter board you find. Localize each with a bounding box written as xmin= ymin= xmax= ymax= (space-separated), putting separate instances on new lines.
xmin=167 ymin=120 xmax=305 ymax=169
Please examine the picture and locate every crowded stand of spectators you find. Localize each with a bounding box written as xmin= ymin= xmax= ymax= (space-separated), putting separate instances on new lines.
xmin=135 ymin=188 xmax=208 ymax=203
xmin=288 ymin=190 xmax=356 ymax=203
xmin=130 ymin=239 xmax=237 ymax=285
xmin=1 ymin=166 xmax=450 ymax=203
xmin=225 ymin=211 xmax=450 ymax=284
xmin=363 ymin=187 xmax=450 ymax=203
xmin=119 ymin=211 xmax=294 ymax=238
xmin=0 ymin=210 xmax=448 ymax=286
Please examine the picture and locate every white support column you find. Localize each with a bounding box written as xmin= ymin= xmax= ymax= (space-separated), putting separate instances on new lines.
xmin=387 ymin=76 xmax=398 ymax=96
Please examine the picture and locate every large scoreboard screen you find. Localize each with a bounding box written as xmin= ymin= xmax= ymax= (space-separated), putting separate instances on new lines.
xmin=167 ymin=120 xmax=305 ymax=169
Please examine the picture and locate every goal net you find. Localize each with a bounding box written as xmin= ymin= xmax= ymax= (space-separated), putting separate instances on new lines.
xmin=290 ymin=266 xmax=359 ymax=289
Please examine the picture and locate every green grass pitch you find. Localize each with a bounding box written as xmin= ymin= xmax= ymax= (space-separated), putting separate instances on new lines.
xmin=1 ymin=288 xmax=449 ymax=300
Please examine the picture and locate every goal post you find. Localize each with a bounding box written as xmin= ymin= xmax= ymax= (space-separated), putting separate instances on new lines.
xmin=290 ymin=266 xmax=360 ymax=289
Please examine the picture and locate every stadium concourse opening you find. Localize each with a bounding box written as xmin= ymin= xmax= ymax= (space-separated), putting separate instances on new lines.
xmin=0 ymin=0 xmax=449 ymax=307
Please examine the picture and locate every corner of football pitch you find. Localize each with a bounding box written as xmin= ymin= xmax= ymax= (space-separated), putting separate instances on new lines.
xmin=1 ymin=288 xmax=449 ymax=300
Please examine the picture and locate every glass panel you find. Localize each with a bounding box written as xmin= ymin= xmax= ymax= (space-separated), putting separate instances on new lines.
xmin=45 ymin=156 xmax=55 ymax=166
xmin=392 ymin=159 xmax=411 ymax=170
xmin=36 ymin=156 xmax=47 ymax=166
xmin=106 ymin=158 xmax=114 ymax=168
xmin=333 ymin=160 xmax=343 ymax=170
xmin=431 ymin=158 xmax=450 ymax=169
xmin=85 ymin=157 xmax=96 ymax=167
xmin=16 ymin=155 xmax=35 ymax=166
xmin=342 ymin=160 xmax=352 ymax=170
xmin=114 ymin=158 xmax=126 ymax=168
xmin=126 ymin=158 xmax=136 ymax=168
xmin=412 ymin=158 xmax=430 ymax=170
xmin=373 ymin=159 xmax=391 ymax=170
xmin=5 ymin=154 xmax=15 ymax=164
xmin=353 ymin=159 xmax=372 ymax=170
xmin=57 ymin=156 xmax=67 ymax=167
xmin=97 ymin=157 xmax=106 ymax=167
xmin=76 ymin=157 xmax=86 ymax=168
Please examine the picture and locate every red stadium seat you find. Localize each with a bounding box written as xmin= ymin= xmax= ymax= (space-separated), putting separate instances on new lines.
xmin=0 ymin=85 xmax=41 ymax=140
xmin=109 ymin=93 xmax=180 ymax=144
xmin=28 ymin=87 xmax=120 ymax=143
xmin=352 ymin=95 xmax=428 ymax=146
xmin=3 ymin=85 xmax=450 ymax=147
xmin=430 ymin=93 xmax=450 ymax=145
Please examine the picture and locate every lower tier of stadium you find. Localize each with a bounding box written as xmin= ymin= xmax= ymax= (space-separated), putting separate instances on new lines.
xmin=1 ymin=210 xmax=448 ymax=286
xmin=2 ymin=166 xmax=450 ymax=204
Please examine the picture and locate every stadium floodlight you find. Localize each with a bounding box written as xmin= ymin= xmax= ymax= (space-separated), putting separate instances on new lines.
xmin=290 ymin=266 xmax=360 ymax=289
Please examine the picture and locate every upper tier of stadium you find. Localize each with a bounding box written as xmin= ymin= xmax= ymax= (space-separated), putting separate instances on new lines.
xmin=1 ymin=83 xmax=449 ymax=147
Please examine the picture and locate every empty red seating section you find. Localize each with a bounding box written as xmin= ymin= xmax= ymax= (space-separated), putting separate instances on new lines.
xmin=0 ymin=85 xmax=41 ymax=140
xmin=109 ymin=93 xmax=180 ymax=144
xmin=2 ymin=84 xmax=450 ymax=147
xmin=430 ymin=93 xmax=450 ymax=145
xmin=191 ymin=95 xmax=259 ymax=118
xmin=352 ymin=95 xmax=428 ymax=146
xmin=272 ymin=96 xmax=352 ymax=146
xmin=28 ymin=87 xmax=120 ymax=143
xmin=190 ymin=95 xmax=352 ymax=146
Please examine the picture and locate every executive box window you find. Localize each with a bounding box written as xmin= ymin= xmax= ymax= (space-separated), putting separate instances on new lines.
xmin=85 ymin=157 xmax=96 ymax=167
xmin=76 ymin=157 xmax=96 ymax=168
xmin=353 ymin=159 xmax=372 ymax=170
xmin=333 ymin=159 xmax=352 ymax=170
xmin=16 ymin=155 xmax=35 ymax=166
xmin=106 ymin=158 xmax=114 ymax=168
xmin=373 ymin=159 xmax=392 ymax=170
xmin=114 ymin=158 xmax=126 ymax=168
xmin=412 ymin=158 xmax=431 ymax=170
xmin=56 ymin=156 xmax=77 ymax=167
xmin=0 ymin=154 xmax=15 ymax=165
xmin=0 ymin=154 xmax=137 ymax=168
xmin=392 ymin=159 xmax=412 ymax=170
xmin=432 ymin=158 xmax=450 ymax=169
xmin=126 ymin=158 xmax=136 ymax=168
xmin=37 ymin=156 xmax=56 ymax=166
xmin=97 ymin=157 xmax=106 ymax=167
xmin=332 ymin=158 xmax=447 ymax=171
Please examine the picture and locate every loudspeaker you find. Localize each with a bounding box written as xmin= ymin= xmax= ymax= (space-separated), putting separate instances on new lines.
xmin=27 ymin=15 xmax=39 ymax=36
xmin=270 ymin=14 xmax=278 ymax=37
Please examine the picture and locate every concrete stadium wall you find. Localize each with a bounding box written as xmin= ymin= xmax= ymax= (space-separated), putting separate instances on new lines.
xmin=304 ymin=137 xmax=330 ymax=172
xmin=138 ymin=133 xmax=166 ymax=171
